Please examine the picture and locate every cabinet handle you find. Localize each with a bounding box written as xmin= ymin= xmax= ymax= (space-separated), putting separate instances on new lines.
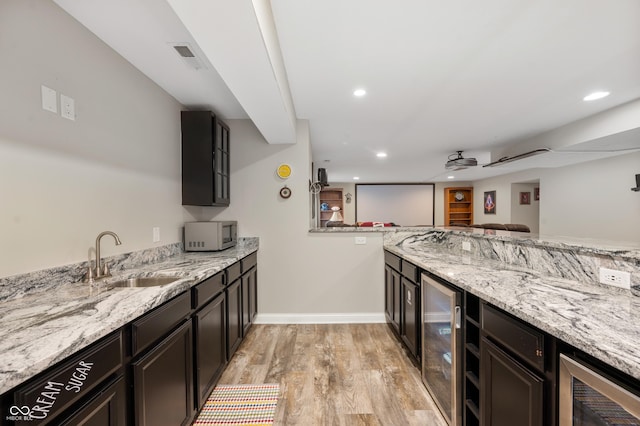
xmin=222 ymin=274 xmax=227 ymax=286
xmin=455 ymin=306 xmax=462 ymax=329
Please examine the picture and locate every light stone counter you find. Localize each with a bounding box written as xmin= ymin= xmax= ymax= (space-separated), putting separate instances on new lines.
xmin=383 ymin=230 xmax=640 ymax=381
xmin=0 ymin=238 xmax=258 ymax=395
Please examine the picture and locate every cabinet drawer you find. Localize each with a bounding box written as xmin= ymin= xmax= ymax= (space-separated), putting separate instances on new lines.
xmin=15 ymin=331 xmax=123 ymax=424
xmin=241 ymin=252 xmax=257 ymax=273
xmin=384 ymin=251 xmax=401 ymax=271
xmin=482 ymin=303 xmax=545 ymax=371
xmin=401 ymin=259 xmax=419 ymax=282
xmin=192 ymin=272 xmax=225 ymax=309
xmin=227 ymin=261 xmax=242 ymax=284
xmin=132 ymin=292 xmax=191 ymax=357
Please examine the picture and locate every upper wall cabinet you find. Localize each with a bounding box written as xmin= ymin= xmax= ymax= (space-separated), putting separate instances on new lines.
xmin=181 ymin=111 xmax=230 ymax=206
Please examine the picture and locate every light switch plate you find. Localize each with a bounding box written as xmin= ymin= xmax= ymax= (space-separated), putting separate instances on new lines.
xmin=41 ymin=85 xmax=57 ymax=113
xmin=153 ymin=227 xmax=160 ymax=242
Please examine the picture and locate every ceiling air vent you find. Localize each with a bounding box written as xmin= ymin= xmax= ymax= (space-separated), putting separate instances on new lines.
xmin=173 ymin=45 xmax=195 ymax=58
xmin=445 ymin=151 xmax=478 ymax=171
xmin=170 ymin=43 xmax=205 ymax=70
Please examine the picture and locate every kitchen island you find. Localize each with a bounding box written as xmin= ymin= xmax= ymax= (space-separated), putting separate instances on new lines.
xmin=382 ymin=228 xmax=640 ymax=380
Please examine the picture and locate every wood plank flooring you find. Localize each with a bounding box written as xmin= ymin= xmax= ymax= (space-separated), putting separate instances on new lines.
xmin=218 ymin=324 xmax=448 ymax=426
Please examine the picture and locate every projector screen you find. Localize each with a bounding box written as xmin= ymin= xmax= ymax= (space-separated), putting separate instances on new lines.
xmin=355 ymin=184 xmax=435 ymax=226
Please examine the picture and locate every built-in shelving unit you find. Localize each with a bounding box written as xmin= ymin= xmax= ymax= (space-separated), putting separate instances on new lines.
xmin=444 ymin=187 xmax=473 ymax=226
xmin=464 ymin=292 xmax=481 ymax=426
xmin=319 ymin=188 xmax=343 ymax=227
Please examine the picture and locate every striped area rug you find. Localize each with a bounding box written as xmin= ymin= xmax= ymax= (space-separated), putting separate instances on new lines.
xmin=193 ymin=384 xmax=280 ymax=425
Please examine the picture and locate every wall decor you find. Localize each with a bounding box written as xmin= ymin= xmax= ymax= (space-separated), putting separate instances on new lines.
xmin=520 ymin=191 xmax=531 ymax=205
xmin=484 ymin=190 xmax=496 ymax=214
xmin=279 ymin=186 xmax=291 ymax=199
xmin=276 ymin=163 xmax=292 ymax=179
xmin=534 ymin=187 xmax=540 ymax=200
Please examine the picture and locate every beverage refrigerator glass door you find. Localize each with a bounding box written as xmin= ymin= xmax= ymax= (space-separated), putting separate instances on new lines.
xmin=421 ymin=273 xmax=463 ymax=426
xmin=559 ymin=354 xmax=640 ymax=425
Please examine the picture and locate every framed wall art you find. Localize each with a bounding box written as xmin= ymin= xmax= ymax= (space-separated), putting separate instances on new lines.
xmin=520 ymin=191 xmax=531 ymax=205
xmin=484 ymin=190 xmax=496 ymax=214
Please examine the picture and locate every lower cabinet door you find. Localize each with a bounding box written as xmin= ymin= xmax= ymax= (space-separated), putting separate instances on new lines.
xmin=249 ymin=267 xmax=258 ymax=323
xmin=241 ymin=267 xmax=258 ymax=336
xmin=195 ymin=292 xmax=227 ymax=409
xmin=132 ymin=321 xmax=194 ymax=426
xmin=384 ymin=265 xmax=402 ymax=333
xmin=226 ymin=280 xmax=242 ymax=359
xmin=59 ymin=377 xmax=126 ymax=426
xmin=480 ymin=337 xmax=544 ymax=426
xmin=401 ymin=277 xmax=420 ymax=360
xmin=241 ymin=273 xmax=251 ymax=336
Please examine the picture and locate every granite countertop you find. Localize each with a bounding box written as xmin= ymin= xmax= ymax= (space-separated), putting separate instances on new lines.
xmin=384 ymin=242 xmax=640 ymax=381
xmin=0 ymin=240 xmax=258 ymax=395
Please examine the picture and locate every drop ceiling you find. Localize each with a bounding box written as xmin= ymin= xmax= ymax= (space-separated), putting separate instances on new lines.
xmin=54 ymin=0 xmax=640 ymax=182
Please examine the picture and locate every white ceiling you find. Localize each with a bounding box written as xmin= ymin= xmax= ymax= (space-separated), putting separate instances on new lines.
xmin=54 ymin=0 xmax=640 ymax=183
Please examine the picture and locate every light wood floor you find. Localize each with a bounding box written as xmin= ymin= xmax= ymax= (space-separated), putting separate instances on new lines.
xmin=218 ymin=323 xmax=448 ymax=426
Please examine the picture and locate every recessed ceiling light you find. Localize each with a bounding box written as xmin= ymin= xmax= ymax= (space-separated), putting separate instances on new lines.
xmin=353 ymin=176 xmax=360 ymax=180
xmin=353 ymin=88 xmax=367 ymax=97
xmin=447 ymin=175 xmax=455 ymax=179
xmin=583 ymin=91 xmax=610 ymax=101
xmin=376 ymin=152 xmax=387 ymax=158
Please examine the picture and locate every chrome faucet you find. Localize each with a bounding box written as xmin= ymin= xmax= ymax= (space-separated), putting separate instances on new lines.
xmin=85 ymin=231 xmax=122 ymax=282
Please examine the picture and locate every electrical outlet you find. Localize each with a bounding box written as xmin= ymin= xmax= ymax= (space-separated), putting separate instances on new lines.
xmin=152 ymin=227 xmax=160 ymax=243
xmin=355 ymin=236 xmax=367 ymax=245
xmin=462 ymin=241 xmax=471 ymax=251
xmin=599 ymin=267 xmax=631 ymax=289
xmin=60 ymin=94 xmax=75 ymax=121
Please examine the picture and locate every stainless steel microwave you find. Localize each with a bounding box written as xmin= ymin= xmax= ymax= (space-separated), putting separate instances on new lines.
xmin=184 ymin=221 xmax=237 ymax=251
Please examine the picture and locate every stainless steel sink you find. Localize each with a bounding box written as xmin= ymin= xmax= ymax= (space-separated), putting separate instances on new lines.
xmin=109 ymin=276 xmax=178 ymax=288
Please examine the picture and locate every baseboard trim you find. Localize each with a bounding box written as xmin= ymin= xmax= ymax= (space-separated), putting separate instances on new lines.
xmin=254 ymin=313 xmax=386 ymax=324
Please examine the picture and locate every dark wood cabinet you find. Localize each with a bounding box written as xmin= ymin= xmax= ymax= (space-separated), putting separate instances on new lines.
xmin=384 ymin=251 xmax=421 ymax=363
xmin=181 ymin=110 xmax=230 ymax=206
xmin=59 ymin=377 xmax=126 ymax=426
xmin=400 ymin=258 xmax=421 ymax=362
xmin=480 ymin=337 xmax=544 ymax=426
xmin=400 ymin=276 xmax=420 ymax=361
xmin=132 ymin=320 xmax=194 ymax=426
xmin=241 ymin=266 xmax=257 ymax=336
xmin=226 ymin=279 xmax=242 ymax=360
xmin=13 ymin=331 xmax=124 ymax=426
xmin=479 ymin=303 xmax=555 ymax=426
xmin=384 ymin=252 xmax=402 ymax=334
xmin=194 ymin=292 xmax=226 ymax=409
xmin=4 ymin=253 xmax=260 ymax=425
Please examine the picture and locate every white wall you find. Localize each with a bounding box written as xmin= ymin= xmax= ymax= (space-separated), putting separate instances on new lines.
xmin=191 ymin=120 xmax=385 ymax=321
xmin=471 ymin=151 xmax=640 ymax=242
xmin=540 ymin=151 xmax=640 ymax=242
xmin=510 ymin=183 xmax=539 ymax=233
xmin=0 ymin=0 xmax=192 ymax=278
